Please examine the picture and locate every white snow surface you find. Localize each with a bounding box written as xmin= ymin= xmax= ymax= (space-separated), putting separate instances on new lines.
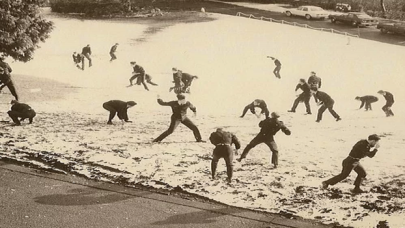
xmin=1 ymin=12 xmax=405 ymax=228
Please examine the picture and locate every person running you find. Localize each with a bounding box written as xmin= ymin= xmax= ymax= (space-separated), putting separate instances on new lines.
xmin=128 ymin=61 xmax=149 ymax=91
xmin=237 ymin=112 xmax=291 ymax=168
xmin=181 ymin=72 xmax=198 ymax=93
xmin=377 ymin=90 xmax=394 ymax=117
xmin=153 ymin=94 xmax=204 ymax=143
xmin=288 ymin=78 xmax=312 ymax=114
xmin=169 ymin=68 xmax=184 ymax=94
xmin=240 ymin=99 xmax=270 ymax=119
xmin=72 ymin=52 xmax=83 ymax=70
xmin=81 ymin=44 xmax=92 ymax=68
xmin=311 ymin=88 xmax=341 ymax=122
xmin=209 ymin=128 xmax=241 ymax=183
xmin=322 ymin=134 xmax=381 ymax=194
xmin=102 ymin=100 xmax=136 ymax=125
xmin=109 ymin=43 xmax=119 ymax=62
xmin=267 ymin=56 xmax=281 ymax=79
xmin=308 ymin=71 xmax=322 ymax=90
xmin=7 ymin=100 xmax=36 ymax=126
xmin=355 ymin=95 xmax=379 ymax=111
xmin=0 ymin=58 xmax=19 ymax=101
xmin=145 ymin=74 xmax=158 ymax=86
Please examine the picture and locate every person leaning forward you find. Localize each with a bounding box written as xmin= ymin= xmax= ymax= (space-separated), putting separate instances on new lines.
xmin=103 ymin=100 xmax=136 ymax=125
xmin=322 ymin=134 xmax=381 ymax=194
xmin=209 ymin=128 xmax=241 ymax=183
xmin=8 ymin=100 xmax=36 ymax=126
xmin=240 ymin=99 xmax=270 ymax=119
xmin=153 ymin=94 xmax=204 ymax=143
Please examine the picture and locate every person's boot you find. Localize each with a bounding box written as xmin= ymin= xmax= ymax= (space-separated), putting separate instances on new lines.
xmin=287 ymin=109 xmax=295 ymax=113
xmin=107 ymin=121 xmax=113 ymax=125
xmin=351 ymin=187 xmax=365 ymax=194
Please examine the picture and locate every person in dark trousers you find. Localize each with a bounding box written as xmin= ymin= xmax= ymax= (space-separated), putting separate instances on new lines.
xmin=322 ymin=134 xmax=381 ymax=194
xmin=377 ymin=90 xmax=394 ymax=117
xmin=240 ymin=99 xmax=270 ymax=118
xmin=153 ymin=94 xmax=204 ymax=143
xmin=7 ymin=100 xmax=36 ymax=126
xmin=308 ymin=71 xmax=322 ymax=90
xmin=81 ymin=44 xmax=92 ymax=68
xmin=169 ymin=68 xmax=184 ymax=94
xmin=267 ymin=56 xmax=281 ymax=79
xmin=72 ymin=52 xmax=83 ymax=70
xmin=0 ymin=58 xmax=19 ymax=101
xmin=181 ymin=72 xmax=198 ymax=93
xmin=355 ymin=95 xmax=379 ymax=111
xmin=102 ymin=100 xmax=136 ymax=125
xmin=145 ymin=74 xmax=158 ymax=86
xmin=109 ymin=43 xmax=119 ymax=62
xmin=311 ymin=88 xmax=341 ymax=122
xmin=209 ymin=128 xmax=241 ymax=183
xmin=128 ymin=61 xmax=149 ymax=91
xmin=237 ymin=112 xmax=291 ymax=168
xmin=288 ymin=78 xmax=311 ymax=114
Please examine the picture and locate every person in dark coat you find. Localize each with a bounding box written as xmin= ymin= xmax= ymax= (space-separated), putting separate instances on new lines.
xmin=209 ymin=128 xmax=241 ymax=183
xmin=322 ymin=134 xmax=381 ymax=194
xmin=7 ymin=100 xmax=36 ymax=125
xmin=72 ymin=52 xmax=83 ymax=70
xmin=0 ymin=58 xmax=19 ymax=101
xmin=128 ymin=61 xmax=149 ymax=91
xmin=102 ymin=100 xmax=136 ymax=125
xmin=81 ymin=44 xmax=92 ymax=68
xmin=181 ymin=72 xmax=198 ymax=93
xmin=169 ymin=68 xmax=184 ymax=94
xmin=267 ymin=56 xmax=281 ymax=79
xmin=153 ymin=94 xmax=204 ymax=143
xmin=377 ymin=90 xmax=394 ymax=117
xmin=240 ymin=99 xmax=270 ymax=118
xmin=237 ymin=112 xmax=291 ymax=168
xmin=109 ymin=43 xmax=119 ymax=62
xmin=355 ymin=95 xmax=378 ymax=111
xmin=308 ymin=71 xmax=322 ymax=90
xmin=311 ymin=88 xmax=341 ymax=122
xmin=288 ymin=78 xmax=311 ymax=114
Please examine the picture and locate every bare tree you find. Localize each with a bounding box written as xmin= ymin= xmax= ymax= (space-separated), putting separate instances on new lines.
xmin=380 ymin=0 xmax=387 ymax=18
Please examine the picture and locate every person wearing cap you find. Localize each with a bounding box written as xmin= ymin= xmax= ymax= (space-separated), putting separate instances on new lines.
xmin=209 ymin=128 xmax=241 ymax=183
xmin=237 ymin=112 xmax=291 ymax=168
xmin=181 ymin=72 xmax=198 ymax=93
xmin=109 ymin=43 xmax=119 ymax=62
xmin=267 ymin=56 xmax=281 ymax=79
xmin=81 ymin=44 xmax=92 ymax=68
xmin=240 ymin=99 xmax=270 ymax=119
xmin=311 ymin=88 xmax=341 ymax=122
xmin=102 ymin=100 xmax=136 ymax=125
xmin=377 ymin=90 xmax=394 ymax=117
xmin=288 ymin=78 xmax=311 ymax=114
xmin=7 ymin=100 xmax=36 ymax=126
xmin=0 ymin=58 xmax=19 ymax=101
xmin=128 ymin=61 xmax=149 ymax=91
xmin=322 ymin=134 xmax=381 ymax=194
xmin=308 ymin=71 xmax=322 ymax=90
xmin=355 ymin=95 xmax=379 ymax=111
xmin=153 ymin=94 xmax=204 ymax=143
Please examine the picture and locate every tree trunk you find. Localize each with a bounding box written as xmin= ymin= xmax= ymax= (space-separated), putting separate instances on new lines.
xmin=380 ymin=0 xmax=387 ymax=18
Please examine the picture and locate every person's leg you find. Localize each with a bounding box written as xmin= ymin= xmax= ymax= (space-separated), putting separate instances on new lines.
xmin=264 ymin=139 xmax=279 ymax=167
xmin=182 ymin=117 xmax=202 ymax=142
xmin=129 ymin=74 xmax=138 ymax=86
xmin=316 ymin=105 xmax=327 ymax=122
xmin=289 ymin=97 xmax=301 ymax=112
xmin=304 ymin=95 xmax=311 ymax=114
xmin=25 ymin=110 xmax=36 ymax=124
xmin=387 ymin=103 xmax=394 ymax=116
xmin=353 ymin=163 xmax=367 ymax=191
xmin=382 ymin=104 xmax=389 ymax=116
xmin=103 ymin=103 xmax=117 ymax=124
xmin=223 ymin=146 xmax=234 ymax=182
xmin=365 ymin=102 xmax=371 ymax=111
xmin=7 ymin=110 xmax=21 ymax=125
xmin=211 ymin=148 xmax=221 ymax=179
xmin=141 ymin=80 xmax=149 ymax=91
xmin=6 ymin=82 xmax=19 ymax=101
xmin=238 ymin=135 xmax=263 ymax=160
xmin=153 ymin=117 xmax=181 ymax=142
xmin=327 ymin=105 xmax=340 ymax=120
xmin=262 ymin=108 xmax=270 ymax=118
xmin=323 ymin=158 xmax=355 ymax=187
xmin=240 ymin=105 xmax=250 ymax=118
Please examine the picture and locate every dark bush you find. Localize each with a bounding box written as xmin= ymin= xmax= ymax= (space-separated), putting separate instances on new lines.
xmin=50 ymin=1 xmax=125 ymax=17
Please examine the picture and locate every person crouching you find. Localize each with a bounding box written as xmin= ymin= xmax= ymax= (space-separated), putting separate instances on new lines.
xmin=8 ymin=100 xmax=36 ymax=126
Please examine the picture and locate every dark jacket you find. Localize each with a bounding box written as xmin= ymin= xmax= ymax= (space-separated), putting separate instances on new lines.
xmin=314 ymin=91 xmax=334 ymax=106
xmin=251 ymin=99 xmax=267 ymax=109
xmin=295 ymin=82 xmax=311 ymax=95
xmin=209 ymin=129 xmax=241 ymax=149
xmin=173 ymin=70 xmax=183 ymax=86
xmin=0 ymin=60 xmax=12 ymax=75
xmin=82 ymin=46 xmax=92 ymax=55
xmin=383 ymin=91 xmax=394 ymax=104
xmin=348 ymin=139 xmax=378 ymax=159
xmin=358 ymin=95 xmax=378 ymax=102
xmin=0 ymin=61 xmax=12 ymax=84
xmin=274 ymin=59 xmax=281 ymax=67
xmin=181 ymin=73 xmax=196 ymax=85
xmin=308 ymin=75 xmax=322 ymax=88
xmin=105 ymin=100 xmax=131 ymax=121
xmin=110 ymin=45 xmax=118 ymax=53
xmin=157 ymin=99 xmax=196 ymax=120
xmin=258 ymin=117 xmax=291 ymax=137
xmin=11 ymin=103 xmax=34 ymax=113
xmin=133 ymin=65 xmax=145 ymax=75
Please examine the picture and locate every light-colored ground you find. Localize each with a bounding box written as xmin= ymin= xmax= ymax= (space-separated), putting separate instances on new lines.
xmin=1 ymin=11 xmax=405 ymax=228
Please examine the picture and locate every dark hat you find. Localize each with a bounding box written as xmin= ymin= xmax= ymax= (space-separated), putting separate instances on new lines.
xmin=177 ymin=94 xmax=186 ymax=100
xmin=299 ymin=78 xmax=306 ymax=83
xmin=172 ymin=67 xmax=178 ymax=71
xmin=377 ymin=90 xmax=384 ymax=94
xmin=355 ymin=96 xmax=360 ymax=100
xmin=127 ymin=101 xmax=137 ymax=106
xmin=130 ymin=61 xmax=136 ymax=64
xmin=368 ymin=134 xmax=380 ymax=141
xmin=311 ymin=71 xmax=316 ymax=75
xmin=271 ymin=112 xmax=280 ymax=118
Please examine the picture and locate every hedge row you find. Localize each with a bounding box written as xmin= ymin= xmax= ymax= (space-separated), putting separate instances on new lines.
xmin=50 ymin=1 xmax=125 ymax=17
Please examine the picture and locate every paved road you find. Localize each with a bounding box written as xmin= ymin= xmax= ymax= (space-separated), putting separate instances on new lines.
xmin=198 ymin=1 xmax=405 ymax=46
xmin=0 ymin=161 xmax=332 ymax=228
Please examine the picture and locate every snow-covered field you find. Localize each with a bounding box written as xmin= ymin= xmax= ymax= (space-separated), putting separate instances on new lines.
xmin=1 ymin=10 xmax=405 ymax=228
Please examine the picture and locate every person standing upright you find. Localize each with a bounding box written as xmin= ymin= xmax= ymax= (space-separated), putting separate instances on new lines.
xmin=355 ymin=95 xmax=378 ymax=111
xmin=109 ymin=43 xmax=119 ymax=62
xmin=267 ymin=56 xmax=281 ymax=79
xmin=237 ymin=112 xmax=291 ymax=168
xmin=377 ymin=90 xmax=394 ymax=117
xmin=128 ymin=61 xmax=149 ymax=91
xmin=311 ymin=88 xmax=341 ymax=122
xmin=240 ymin=99 xmax=270 ymax=119
xmin=308 ymin=71 xmax=322 ymax=90
xmin=0 ymin=57 xmax=19 ymax=101
xmin=153 ymin=94 xmax=204 ymax=143
xmin=288 ymin=78 xmax=312 ymax=114
xmin=322 ymin=134 xmax=381 ymax=194
xmin=209 ymin=128 xmax=241 ymax=183
xmin=81 ymin=44 xmax=92 ymax=68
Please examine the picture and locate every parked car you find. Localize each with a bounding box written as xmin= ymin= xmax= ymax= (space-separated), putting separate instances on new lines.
xmin=377 ymin=21 xmax=405 ymax=35
xmin=329 ymin=12 xmax=378 ymax=27
xmin=285 ymin=6 xmax=329 ymax=20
